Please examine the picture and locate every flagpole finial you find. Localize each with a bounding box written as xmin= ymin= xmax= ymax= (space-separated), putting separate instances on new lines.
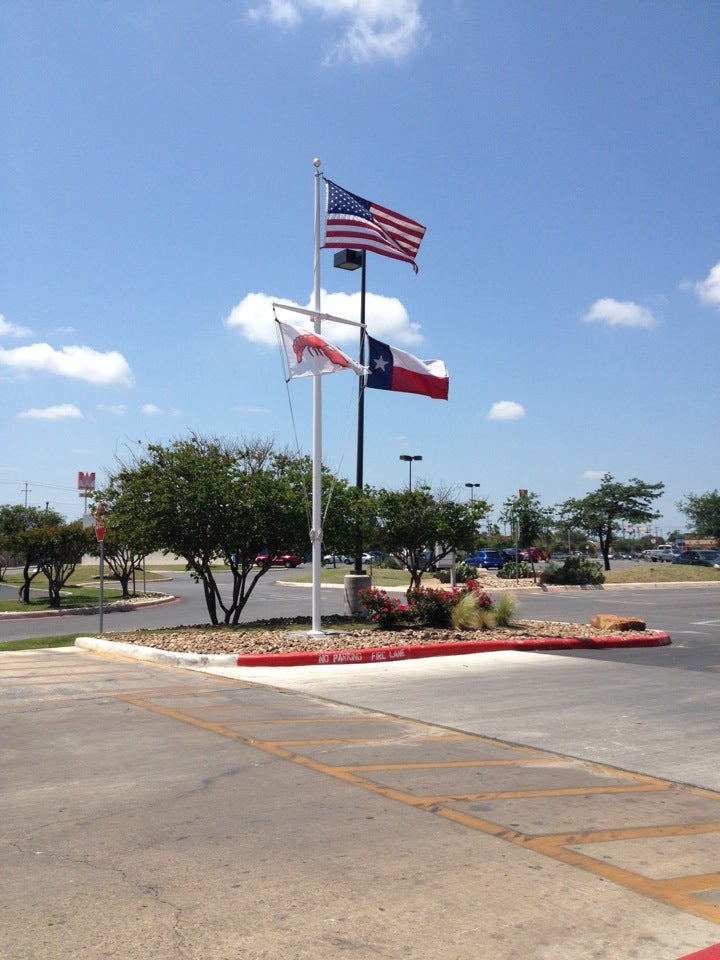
xmin=313 ymin=157 xmax=321 ymax=168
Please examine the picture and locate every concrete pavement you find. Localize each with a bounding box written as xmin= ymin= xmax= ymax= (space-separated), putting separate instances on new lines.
xmin=2 ymin=646 xmax=719 ymax=959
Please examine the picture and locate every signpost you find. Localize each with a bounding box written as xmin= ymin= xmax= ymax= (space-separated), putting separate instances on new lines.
xmin=95 ymin=504 xmax=106 ymax=634
xmin=78 ymin=471 xmax=96 ymax=526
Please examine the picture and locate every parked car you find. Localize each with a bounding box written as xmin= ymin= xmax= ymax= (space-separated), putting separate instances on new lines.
xmin=361 ymin=552 xmax=380 ymax=564
xmin=255 ymin=552 xmax=302 ymax=568
xmin=520 ymin=547 xmax=548 ymax=562
xmin=465 ymin=549 xmax=505 ymax=570
xmin=672 ymin=550 xmax=720 ymax=568
xmin=643 ymin=544 xmax=680 ymax=562
xmin=323 ymin=553 xmax=352 ymax=566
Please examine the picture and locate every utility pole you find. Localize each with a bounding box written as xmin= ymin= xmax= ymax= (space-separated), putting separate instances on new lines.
xmin=23 ymin=481 xmax=31 ymax=507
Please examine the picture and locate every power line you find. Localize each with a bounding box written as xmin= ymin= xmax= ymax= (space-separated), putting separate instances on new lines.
xmin=0 ymin=480 xmax=77 ymax=493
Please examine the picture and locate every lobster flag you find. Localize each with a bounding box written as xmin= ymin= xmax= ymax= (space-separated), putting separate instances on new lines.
xmin=277 ymin=320 xmax=368 ymax=380
xmin=366 ymin=335 xmax=449 ymax=400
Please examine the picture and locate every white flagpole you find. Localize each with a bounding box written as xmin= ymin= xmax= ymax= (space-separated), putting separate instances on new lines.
xmin=310 ymin=159 xmax=323 ymax=635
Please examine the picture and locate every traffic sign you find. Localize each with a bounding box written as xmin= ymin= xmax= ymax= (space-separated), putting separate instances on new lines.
xmin=95 ymin=524 xmax=106 ymax=543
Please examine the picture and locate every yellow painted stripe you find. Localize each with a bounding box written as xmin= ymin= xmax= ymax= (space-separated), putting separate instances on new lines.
xmin=119 ymin=693 xmax=720 ymax=925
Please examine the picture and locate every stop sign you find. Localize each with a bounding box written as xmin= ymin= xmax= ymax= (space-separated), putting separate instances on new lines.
xmin=95 ymin=524 xmax=106 ymax=542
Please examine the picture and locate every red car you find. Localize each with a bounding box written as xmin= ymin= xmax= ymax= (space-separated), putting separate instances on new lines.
xmin=255 ymin=552 xmax=302 ymax=568
xmin=520 ymin=547 xmax=548 ymax=562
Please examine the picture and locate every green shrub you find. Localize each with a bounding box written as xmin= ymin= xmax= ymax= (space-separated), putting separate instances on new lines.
xmin=406 ymin=586 xmax=460 ymax=627
xmin=497 ymin=561 xmax=534 ymax=580
xmin=455 ymin=561 xmax=476 ymax=583
xmin=491 ymin=592 xmax=517 ymax=626
xmin=435 ymin=561 xmax=480 ymax=584
xmin=543 ymin=557 xmax=605 ymax=585
xmin=360 ymin=582 xmax=498 ymax=630
xmin=451 ymin=591 xmax=492 ymax=629
xmin=358 ymin=588 xmax=410 ymax=628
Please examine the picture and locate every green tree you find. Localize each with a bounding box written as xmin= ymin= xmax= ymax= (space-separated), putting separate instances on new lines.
xmin=500 ymin=492 xmax=553 ymax=553
xmin=560 ymin=474 xmax=664 ymax=571
xmin=0 ymin=504 xmax=64 ymax=600
xmin=372 ymin=485 xmax=488 ymax=591
xmin=88 ymin=480 xmax=158 ymax=599
xmin=33 ymin=523 xmax=92 ymax=607
xmin=87 ymin=528 xmax=150 ymax=599
xmin=106 ymin=435 xmax=314 ymax=625
xmin=677 ymin=490 xmax=720 ymax=541
xmin=320 ymin=481 xmax=379 ymax=569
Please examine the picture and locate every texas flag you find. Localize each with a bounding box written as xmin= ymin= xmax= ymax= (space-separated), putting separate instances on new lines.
xmin=366 ymin=336 xmax=449 ymax=400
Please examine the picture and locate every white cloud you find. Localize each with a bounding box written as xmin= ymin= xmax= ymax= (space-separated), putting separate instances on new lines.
xmin=582 ymin=470 xmax=606 ymax=480
xmin=694 ymin=261 xmax=720 ymax=308
xmin=248 ymin=0 xmax=426 ymax=63
xmin=97 ymin=403 xmax=128 ymax=416
xmin=0 ymin=314 xmax=31 ymax=338
xmin=235 ymin=404 xmax=272 ymax=414
xmin=141 ymin=403 xmax=162 ymax=416
xmin=224 ymin=289 xmax=421 ymax=347
xmin=19 ymin=403 xmax=84 ymax=421
xmin=487 ymin=401 xmax=525 ymax=421
xmin=582 ymin=298 xmax=657 ymax=329
xmin=249 ymin=0 xmax=301 ymax=27
xmin=0 ymin=343 xmax=134 ymax=386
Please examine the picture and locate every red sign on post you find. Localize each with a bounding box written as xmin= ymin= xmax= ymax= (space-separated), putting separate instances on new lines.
xmin=95 ymin=502 xmax=106 ymax=542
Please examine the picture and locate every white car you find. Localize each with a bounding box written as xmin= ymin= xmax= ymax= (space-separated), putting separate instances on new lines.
xmin=323 ymin=553 xmax=352 ymax=565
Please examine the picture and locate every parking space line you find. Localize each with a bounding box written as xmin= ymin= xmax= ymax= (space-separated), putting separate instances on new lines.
xmin=119 ymin=690 xmax=720 ymax=925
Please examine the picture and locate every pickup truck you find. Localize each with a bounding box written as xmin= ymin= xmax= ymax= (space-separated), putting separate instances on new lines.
xmin=643 ymin=544 xmax=679 ymax=562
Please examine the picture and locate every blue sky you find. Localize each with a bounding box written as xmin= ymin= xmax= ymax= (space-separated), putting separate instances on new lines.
xmin=2 ymin=0 xmax=719 ymax=537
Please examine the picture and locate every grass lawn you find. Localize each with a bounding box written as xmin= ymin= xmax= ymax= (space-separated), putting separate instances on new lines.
xmin=298 ymin=566 xmax=412 ymax=588
xmin=314 ymin=563 xmax=720 ymax=587
xmin=0 ymin=586 xmax=127 ymax=612
xmin=603 ymin=564 xmax=720 ymax=584
xmin=1 ymin=635 xmax=80 ymax=651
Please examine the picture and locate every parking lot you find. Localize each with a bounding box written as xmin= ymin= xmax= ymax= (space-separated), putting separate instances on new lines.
xmin=3 ymin=606 xmax=720 ymax=960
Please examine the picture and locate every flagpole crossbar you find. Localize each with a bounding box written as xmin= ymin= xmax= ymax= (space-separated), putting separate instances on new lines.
xmin=272 ymin=302 xmax=363 ymax=329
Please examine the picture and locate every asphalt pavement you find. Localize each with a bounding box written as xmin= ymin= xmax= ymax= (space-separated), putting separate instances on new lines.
xmin=2 ymin=572 xmax=720 ymax=958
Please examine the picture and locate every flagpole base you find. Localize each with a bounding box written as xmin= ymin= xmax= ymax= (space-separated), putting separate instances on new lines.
xmin=343 ymin=573 xmax=371 ymax=617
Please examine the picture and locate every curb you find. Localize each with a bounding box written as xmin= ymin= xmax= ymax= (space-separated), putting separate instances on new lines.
xmin=234 ymin=632 xmax=671 ymax=667
xmin=677 ymin=945 xmax=720 ymax=960
xmin=74 ymin=632 xmax=671 ymax=670
xmin=74 ymin=636 xmax=238 ymax=668
xmin=0 ymin=593 xmax=178 ymax=621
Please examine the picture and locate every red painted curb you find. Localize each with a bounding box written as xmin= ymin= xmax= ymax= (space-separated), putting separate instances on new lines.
xmin=677 ymin=945 xmax=720 ymax=960
xmin=235 ymin=632 xmax=671 ymax=667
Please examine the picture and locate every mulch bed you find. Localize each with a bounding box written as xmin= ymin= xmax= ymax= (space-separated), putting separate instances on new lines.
xmin=102 ymin=615 xmax=660 ymax=656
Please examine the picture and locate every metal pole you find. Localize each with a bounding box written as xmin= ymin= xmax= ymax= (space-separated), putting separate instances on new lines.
xmin=310 ymin=160 xmax=323 ymax=634
xmin=99 ymin=539 xmax=104 ymax=634
xmin=354 ymin=251 xmax=366 ymax=575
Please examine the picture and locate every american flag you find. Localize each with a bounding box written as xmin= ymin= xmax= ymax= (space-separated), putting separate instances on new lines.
xmin=323 ymin=179 xmax=426 ymax=272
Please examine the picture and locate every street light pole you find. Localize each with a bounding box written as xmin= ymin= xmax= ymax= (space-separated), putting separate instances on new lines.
xmin=333 ymin=249 xmax=366 ymax=575
xmin=399 ymin=454 xmax=422 ymax=491
xmin=465 ymin=482 xmax=481 ymax=502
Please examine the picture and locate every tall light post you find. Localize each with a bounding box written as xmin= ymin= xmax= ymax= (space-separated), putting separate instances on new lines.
xmin=465 ymin=482 xmax=481 ymax=502
xmin=333 ymin=248 xmax=366 ymax=575
xmin=399 ymin=454 xmax=422 ymax=491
